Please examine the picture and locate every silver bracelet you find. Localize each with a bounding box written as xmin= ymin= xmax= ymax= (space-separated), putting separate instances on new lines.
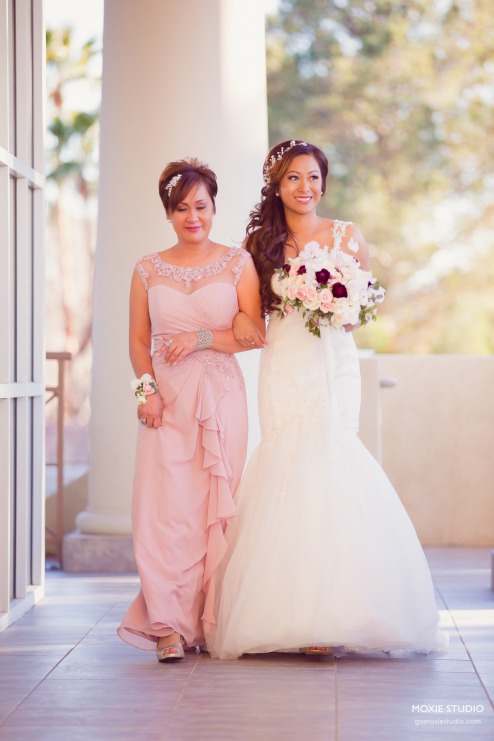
xmin=196 ymin=328 xmax=213 ymax=350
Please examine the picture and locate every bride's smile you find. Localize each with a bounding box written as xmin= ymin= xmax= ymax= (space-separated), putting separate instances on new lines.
xmin=278 ymin=153 xmax=323 ymax=214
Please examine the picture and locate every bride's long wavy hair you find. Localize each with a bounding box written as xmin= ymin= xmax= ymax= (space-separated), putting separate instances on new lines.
xmin=245 ymin=140 xmax=328 ymax=316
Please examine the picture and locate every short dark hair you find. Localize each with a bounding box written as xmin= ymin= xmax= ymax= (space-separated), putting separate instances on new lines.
xmin=158 ymin=158 xmax=218 ymax=215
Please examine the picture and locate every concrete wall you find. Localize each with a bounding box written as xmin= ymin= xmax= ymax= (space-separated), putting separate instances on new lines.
xmin=377 ymin=355 xmax=494 ymax=546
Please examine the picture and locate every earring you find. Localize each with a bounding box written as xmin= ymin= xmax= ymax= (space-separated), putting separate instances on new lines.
xmin=275 ymin=192 xmax=279 ymax=197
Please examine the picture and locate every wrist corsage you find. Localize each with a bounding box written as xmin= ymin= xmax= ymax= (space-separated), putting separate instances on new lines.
xmin=131 ymin=373 xmax=159 ymax=405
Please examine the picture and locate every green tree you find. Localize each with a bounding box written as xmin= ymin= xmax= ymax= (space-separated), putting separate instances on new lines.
xmin=266 ymin=0 xmax=494 ymax=353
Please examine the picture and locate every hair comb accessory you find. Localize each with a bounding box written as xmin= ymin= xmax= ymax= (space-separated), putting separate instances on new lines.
xmin=165 ymin=173 xmax=182 ymax=197
xmin=263 ymin=140 xmax=308 ymax=183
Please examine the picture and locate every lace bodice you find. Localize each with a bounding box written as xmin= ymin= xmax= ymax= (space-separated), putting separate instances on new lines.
xmin=332 ymin=219 xmax=350 ymax=249
xmin=136 ymin=247 xmax=250 ymax=292
xmin=134 ymin=247 xmax=249 ymax=385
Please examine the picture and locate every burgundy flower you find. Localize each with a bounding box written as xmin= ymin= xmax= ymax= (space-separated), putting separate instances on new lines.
xmin=315 ymin=268 xmax=331 ymax=285
xmin=282 ymin=264 xmax=291 ymax=273
xmin=332 ymin=282 xmax=348 ymax=298
xmin=297 ymin=265 xmax=307 ymax=275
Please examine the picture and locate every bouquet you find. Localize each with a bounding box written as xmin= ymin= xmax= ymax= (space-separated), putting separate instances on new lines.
xmin=273 ymin=241 xmax=385 ymax=337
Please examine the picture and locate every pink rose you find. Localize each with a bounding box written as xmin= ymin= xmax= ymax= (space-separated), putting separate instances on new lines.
xmin=287 ymin=285 xmax=297 ymax=300
xmin=296 ymin=289 xmax=307 ymax=301
xmin=284 ymin=303 xmax=294 ymax=315
xmin=303 ymin=287 xmax=321 ymax=310
xmin=319 ymin=288 xmax=334 ymax=314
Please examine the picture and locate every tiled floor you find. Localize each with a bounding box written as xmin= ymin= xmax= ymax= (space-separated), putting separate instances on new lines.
xmin=0 ymin=548 xmax=493 ymax=740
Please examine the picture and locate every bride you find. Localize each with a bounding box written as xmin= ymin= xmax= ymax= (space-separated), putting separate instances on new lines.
xmin=207 ymin=140 xmax=448 ymax=659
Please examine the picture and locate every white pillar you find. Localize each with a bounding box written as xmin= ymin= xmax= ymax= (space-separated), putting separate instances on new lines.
xmin=76 ymin=0 xmax=268 ymax=536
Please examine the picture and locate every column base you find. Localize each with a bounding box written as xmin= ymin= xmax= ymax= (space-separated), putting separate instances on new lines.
xmin=63 ymin=530 xmax=137 ymax=573
xmin=76 ymin=510 xmax=132 ymax=535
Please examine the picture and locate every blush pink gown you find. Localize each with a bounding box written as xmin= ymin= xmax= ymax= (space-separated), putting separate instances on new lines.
xmin=118 ymin=247 xmax=249 ymax=651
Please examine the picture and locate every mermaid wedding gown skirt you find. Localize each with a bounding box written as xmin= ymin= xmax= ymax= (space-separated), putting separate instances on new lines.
xmin=207 ymin=313 xmax=448 ymax=659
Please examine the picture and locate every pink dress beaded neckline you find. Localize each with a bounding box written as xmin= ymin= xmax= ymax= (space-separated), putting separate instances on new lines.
xmin=148 ymin=247 xmax=240 ymax=288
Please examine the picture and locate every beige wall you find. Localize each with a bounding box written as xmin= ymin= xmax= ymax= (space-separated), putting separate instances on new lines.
xmin=376 ymin=355 xmax=494 ymax=546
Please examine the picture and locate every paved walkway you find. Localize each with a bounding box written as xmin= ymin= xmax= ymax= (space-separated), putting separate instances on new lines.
xmin=0 ymin=548 xmax=493 ymax=740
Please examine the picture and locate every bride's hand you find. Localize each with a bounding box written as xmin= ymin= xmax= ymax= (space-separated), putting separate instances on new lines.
xmin=233 ymin=312 xmax=267 ymax=348
xmin=343 ymin=322 xmax=360 ymax=333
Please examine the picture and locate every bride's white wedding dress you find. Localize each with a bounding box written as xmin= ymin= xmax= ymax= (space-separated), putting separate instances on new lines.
xmin=207 ymin=224 xmax=448 ymax=660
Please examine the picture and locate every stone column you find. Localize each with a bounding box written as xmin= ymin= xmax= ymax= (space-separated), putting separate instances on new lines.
xmin=68 ymin=0 xmax=268 ymax=567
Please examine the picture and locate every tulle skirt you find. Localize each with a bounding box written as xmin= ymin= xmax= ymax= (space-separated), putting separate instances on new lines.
xmin=207 ymin=315 xmax=448 ymax=659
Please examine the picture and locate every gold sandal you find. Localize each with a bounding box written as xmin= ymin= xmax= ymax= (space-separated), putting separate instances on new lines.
xmin=303 ymin=645 xmax=332 ymax=656
xmin=157 ymin=640 xmax=185 ymax=662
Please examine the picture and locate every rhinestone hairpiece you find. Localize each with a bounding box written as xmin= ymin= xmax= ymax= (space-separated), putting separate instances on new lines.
xmin=263 ymin=140 xmax=308 ymax=183
xmin=165 ymin=173 xmax=182 ymax=197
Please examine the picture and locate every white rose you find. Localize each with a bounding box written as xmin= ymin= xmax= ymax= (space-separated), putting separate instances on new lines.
xmin=295 ymin=274 xmax=309 ymax=290
xmin=300 ymin=241 xmax=322 ymax=260
xmin=344 ymin=278 xmax=361 ymax=301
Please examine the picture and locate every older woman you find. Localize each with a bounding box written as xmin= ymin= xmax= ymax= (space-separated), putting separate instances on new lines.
xmin=118 ymin=158 xmax=265 ymax=661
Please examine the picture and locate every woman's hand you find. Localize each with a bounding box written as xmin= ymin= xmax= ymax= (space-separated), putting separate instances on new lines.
xmin=157 ymin=332 xmax=199 ymax=365
xmin=343 ymin=322 xmax=360 ymax=333
xmin=137 ymin=391 xmax=164 ymax=428
xmin=233 ymin=312 xmax=268 ymax=348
